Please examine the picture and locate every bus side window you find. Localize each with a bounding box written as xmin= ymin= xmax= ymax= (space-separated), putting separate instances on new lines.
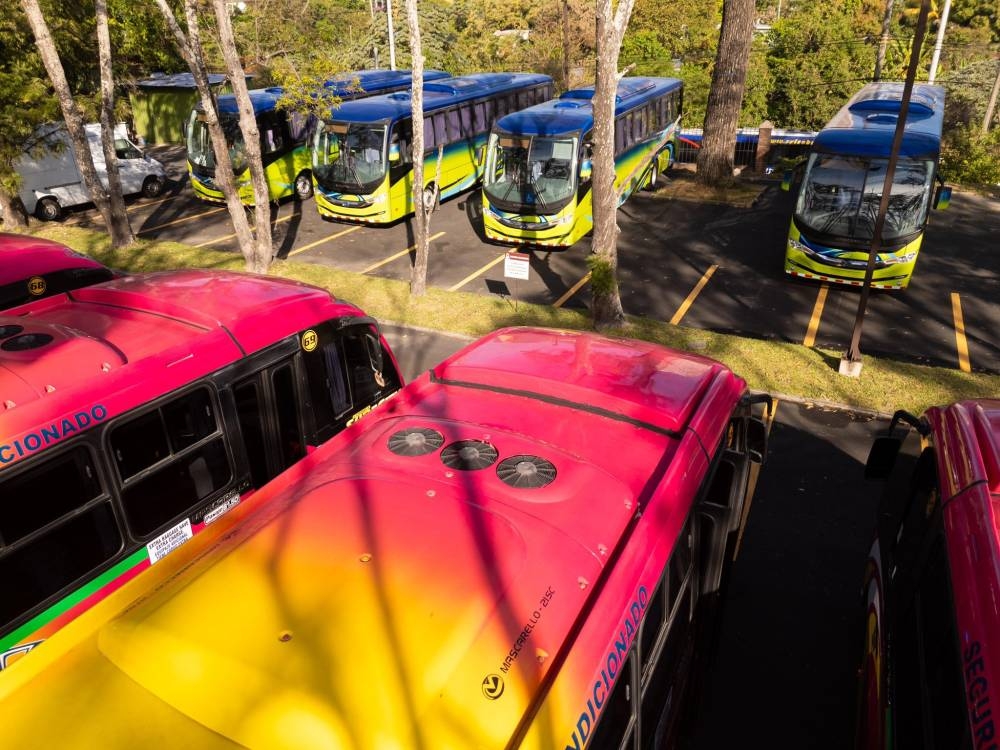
xmin=272 ymin=363 xmax=305 ymax=466
xmin=0 ymin=446 xmax=122 ymax=631
xmin=111 ymin=388 xmax=233 ymax=538
xmin=589 ymin=650 xmax=637 ymax=749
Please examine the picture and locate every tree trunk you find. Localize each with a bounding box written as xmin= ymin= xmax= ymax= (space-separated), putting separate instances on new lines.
xmin=20 ymin=0 xmax=121 ymax=239
xmin=589 ymin=0 xmax=634 ymax=330
xmin=212 ymin=0 xmax=272 ymax=274
xmin=0 ymin=191 xmax=29 ymax=229
xmin=696 ymin=0 xmax=755 ymax=186
xmin=95 ymin=0 xmax=135 ymax=246
xmin=153 ymin=0 xmax=258 ymax=271
xmin=407 ymin=0 xmax=428 ymax=297
xmin=874 ymin=0 xmax=895 ymax=81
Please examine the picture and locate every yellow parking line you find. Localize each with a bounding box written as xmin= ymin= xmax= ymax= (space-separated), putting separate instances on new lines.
xmin=803 ymin=283 xmax=829 ymax=347
xmin=951 ymin=292 xmax=971 ymax=373
xmin=128 ymin=194 xmax=177 ymax=211
xmin=137 ymin=206 xmax=227 ymax=234
xmin=670 ymin=264 xmax=718 ymax=325
xmin=734 ymin=398 xmax=779 ymax=560
xmin=362 ymin=231 xmax=445 ymax=273
xmin=194 ymin=214 xmax=294 ymax=248
xmin=448 ymin=253 xmax=505 ymax=292
xmin=554 ymin=272 xmax=591 ymax=308
xmin=287 ymin=225 xmax=363 ymax=257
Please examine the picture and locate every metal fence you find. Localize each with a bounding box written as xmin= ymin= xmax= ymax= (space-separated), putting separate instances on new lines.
xmin=676 ymin=127 xmax=817 ymax=172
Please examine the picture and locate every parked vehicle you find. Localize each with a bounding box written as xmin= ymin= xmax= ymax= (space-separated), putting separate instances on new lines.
xmin=859 ymin=399 xmax=1000 ymax=748
xmin=0 ymin=233 xmax=114 ymax=310
xmin=14 ymin=123 xmax=167 ymax=221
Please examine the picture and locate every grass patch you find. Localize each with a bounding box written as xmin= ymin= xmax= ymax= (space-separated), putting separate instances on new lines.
xmin=29 ymin=224 xmax=1000 ymax=417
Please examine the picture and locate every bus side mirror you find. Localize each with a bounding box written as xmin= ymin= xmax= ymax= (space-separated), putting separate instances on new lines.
xmin=389 ymin=143 xmax=401 ymax=163
xmin=747 ymin=418 xmax=767 ymax=465
xmin=865 ymin=437 xmax=902 ymax=480
xmin=475 ymin=146 xmax=484 ymax=164
xmin=579 ymin=160 xmax=592 ymax=182
xmin=781 ymin=170 xmax=792 ymax=192
xmin=934 ymin=185 xmax=951 ymax=210
xmin=365 ymin=333 xmax=384 ymax=377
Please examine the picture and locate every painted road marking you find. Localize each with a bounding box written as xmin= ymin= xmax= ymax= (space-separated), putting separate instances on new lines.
xmin=362 ymin=232 xmax=446 ymax=273
xmin=670 ymin=264 xmax=718 ymax=325
xmin=137 ymin=206 xmax=227 ymax=234
xmin=448 ymin=253 xmax=505 ymax=292
xmin=554 ymin=272 xmax=592 ymax=308
xmin=127 ymin=194 xmax=179 ymax=211
xmin=734 ymin=398 xmax=779 ymax=561
xmin=803 ymin=283 xmax=829 ymax=347
xmin=951 ymin=292 xmax=971 ymax=373
xmin=193 ymin=214 xmax=297 ymax=248
xmin=288 ymin=225 xmax=363 ymax=257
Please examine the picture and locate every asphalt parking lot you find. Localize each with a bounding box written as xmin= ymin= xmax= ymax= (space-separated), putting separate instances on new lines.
xmin=69 ymin=143 xmax=999 ymax=377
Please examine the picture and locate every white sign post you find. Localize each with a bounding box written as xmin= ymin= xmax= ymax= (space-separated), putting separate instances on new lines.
xmin=503 ymin=251 xmax=530 ymax=310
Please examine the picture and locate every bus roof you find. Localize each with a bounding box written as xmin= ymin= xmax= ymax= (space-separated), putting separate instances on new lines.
xmin=0 ymin=270 xmax=369 ymax=463
xmin=211 ymin=69 xmax=451 ymax=115
xmin=813 ymin=82 xmax=945 ymax=159
xmin=494 ymin=77 xmax=682 ymax=137
xmin=0 ymin=234 xmax=114 ymax=310
xmin=327 ymin=72 xmax=554 ymax=124
xmin=0 ymin=327 xmax=748 ymax=747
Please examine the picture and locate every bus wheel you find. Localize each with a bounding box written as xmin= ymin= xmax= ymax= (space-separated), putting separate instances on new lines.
xmin=35 ymin=197 xmax=62 ymax=221
xmin=645 ymin=161 xmax=659 ymax=191
xmin=423 ymin=183 xmax=439 ymax=213
xmin=294 ymin=171 xmax=313 ymax=200
xmin=142 ymin=176 xmax=165 ymax=198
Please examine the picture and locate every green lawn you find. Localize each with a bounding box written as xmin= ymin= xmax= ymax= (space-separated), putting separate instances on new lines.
xmin=31 ymin=224 xmax=1000 ymax=417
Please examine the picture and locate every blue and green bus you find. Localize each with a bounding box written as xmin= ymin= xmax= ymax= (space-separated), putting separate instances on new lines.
xmin=482 ymin=77 xmax=683 ymax=248
xmin=185 ymin=69 xmax=449 ymax=206
xmin=311 ymin=72 xmax=553 ymax=223
xmin=782 ymin=82 xmax=951 ymax=290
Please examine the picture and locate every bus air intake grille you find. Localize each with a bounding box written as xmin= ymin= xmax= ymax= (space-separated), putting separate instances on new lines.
xmin=0 ymin=325 xmax=25 ymax=339
xmin=2 ymin=333 xmax=54 ymax=351
xmin=496 ymin=455 xmax=557 ymax=489
xmin=387 ymin=428 xmax=445 ymax=457
xmin=441 ymin=440 xmax=498 ymax=471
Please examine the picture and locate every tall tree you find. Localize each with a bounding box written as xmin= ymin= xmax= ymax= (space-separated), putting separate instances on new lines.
xmin=95 ymin=0 xmax=135 ymax=245
xmin=20 ymin=0 xmax=133 ymax=247
xmin=696 ymin=0 xmax=755 ymax=185
xmin=210 ymin=0 xmax=273 ymax=273
xmin=406 ymin=0 xmax=431 ymax=296
xmin=153 ymin=0 xmax=270 ymax=274
xmin=588 ymin=0 xmax=636 ymax=329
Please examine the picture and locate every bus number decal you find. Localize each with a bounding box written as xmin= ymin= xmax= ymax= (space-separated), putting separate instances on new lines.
xmin=565 ymin=585 xmax=649 ymax=750
xmin=301 ymin=329 xmax=318 ymax=352
xmin=964 ymin=640 xmax=998 ymax=749
xmin=1 ymin=404 xmax=108 ymax=465
xmin=146 ymin=519 xmax=194 ymax=564
xmin=498 ymin=586 xmax=556 ymax=676
xmin=27 ymin=276 xmax=46 ymax=296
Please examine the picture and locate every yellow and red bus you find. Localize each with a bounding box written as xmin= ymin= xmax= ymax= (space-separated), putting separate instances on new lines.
xmin=0 ymin=270 xmax=401 ymax=670
xmin=859 ymin=399 xmax=1000 ymax=749
xmin=0 ymin=326 xmax=769 ymax=749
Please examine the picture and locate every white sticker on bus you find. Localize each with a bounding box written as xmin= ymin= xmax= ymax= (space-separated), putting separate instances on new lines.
xmin=146 ymin=519 xmax=194 ymax=564
xmin=203 ymin=491 xmax=241 ymax=525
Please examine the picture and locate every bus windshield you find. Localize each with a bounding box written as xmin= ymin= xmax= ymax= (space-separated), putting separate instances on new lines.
xmin=483 ymin=133 xmax=577 ymax=212
xmin=186 ymin=112 xmax=248 ymax=175
xmin=312 ymin=123 xmax=387 ymax=193
xmin=795 ymin=153 xmax=934 ymax=243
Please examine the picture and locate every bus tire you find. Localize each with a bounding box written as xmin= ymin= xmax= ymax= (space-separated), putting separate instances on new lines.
xmin=645 ymin=161 xmax=659 ymax=191
xmin=141 ymin=176 xmax=165 ymax=198
xmin=294 ymin=171 xmax=313 ymax=200
xmin=35 ymin=197 xmax=62 ymax=221
xmin=423 ymin=183 xmax=439 ymax=213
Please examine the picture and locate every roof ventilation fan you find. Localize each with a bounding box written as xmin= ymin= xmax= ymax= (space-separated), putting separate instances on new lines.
xmin=0 ymin=325 xmax=24 ymax=339
xmin=1 ymin=333 xmax=53 ymax=352
xmin=497 ymin=455 xmax=557 ymax=488
xmin=441 ymin=440 xmax=498 ymax=471
xmin=387 ymin=427 xmax=445 ymax=457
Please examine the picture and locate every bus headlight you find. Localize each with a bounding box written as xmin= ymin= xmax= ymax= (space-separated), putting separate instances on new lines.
xmin=881 ymin=251 xmax=917 ymax=265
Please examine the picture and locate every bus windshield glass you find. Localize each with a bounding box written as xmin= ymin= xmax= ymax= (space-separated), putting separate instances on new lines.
xmin=312 ymin=123 xmax=386 ymax=192
xmin=186 ymin=112 xmax=248 ymax=174
xmin=483 ymin=133 xmax=577 ymax=212
xmin=795 ymin=153 xmax=934 ymax=243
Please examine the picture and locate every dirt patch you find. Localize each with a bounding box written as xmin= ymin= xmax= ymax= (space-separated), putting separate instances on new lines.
xmin=655 ymin=170 xmax=769 ymax=208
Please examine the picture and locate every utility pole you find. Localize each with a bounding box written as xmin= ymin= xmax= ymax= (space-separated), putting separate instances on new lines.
xmin=875 ymin=0 xmax=894 ymax=81
xmin=983 ymin=59 xmax=1000 ymax=135
xmin=841 ymin=0 xmax=931 ymax=377
xmin=387 ymin=0 xmax=397 ymax=70
xmin=928 ymin=0 xmax=951 ymax=83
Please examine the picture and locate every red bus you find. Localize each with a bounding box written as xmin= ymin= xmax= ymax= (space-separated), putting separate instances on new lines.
xmin=0 ymin=269 xmax=402 ymax=670
xmin=0 ymin=233 xmax=114 ymax=310
xmin=0 ymin=326 xmax=769 ymax=749
xmin=859 ymin=399 xmax=1000 ymax=749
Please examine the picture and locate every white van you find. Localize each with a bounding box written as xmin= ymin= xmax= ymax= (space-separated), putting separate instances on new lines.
xmin=15 ymin=123 xmax=167 ymax=220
